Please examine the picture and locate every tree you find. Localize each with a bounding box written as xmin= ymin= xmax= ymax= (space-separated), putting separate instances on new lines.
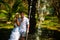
xmin=28 ymin=0 xmax=37 ymax=34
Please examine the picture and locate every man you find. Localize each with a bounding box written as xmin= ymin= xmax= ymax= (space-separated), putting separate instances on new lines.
xmin=9 ymin=12 xmax=29 ymax=40
xmin=18 ymin=12 xmax=29 ymax=40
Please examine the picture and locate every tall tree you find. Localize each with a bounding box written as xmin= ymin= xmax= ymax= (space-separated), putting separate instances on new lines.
xmin=28 ymin=0 xmax=37 ymax=34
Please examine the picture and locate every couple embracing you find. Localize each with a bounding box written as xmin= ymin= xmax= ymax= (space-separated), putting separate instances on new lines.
xmin=9 ymin=11 xmax=29 ymax=40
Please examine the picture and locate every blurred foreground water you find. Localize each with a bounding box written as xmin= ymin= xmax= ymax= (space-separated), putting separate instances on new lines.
xmin=0 ymin=28 xmax=60 ymax=40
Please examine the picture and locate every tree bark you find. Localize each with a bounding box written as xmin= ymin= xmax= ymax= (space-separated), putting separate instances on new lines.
xmin=28 ymin=0 xmax=37 ymax=34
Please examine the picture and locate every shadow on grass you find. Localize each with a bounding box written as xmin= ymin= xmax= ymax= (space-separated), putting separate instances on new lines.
xmin=0 ymin=28 xmax=13 ymax=40
xmin=0 ymin=28 xmax=60 ymax=40
xmin=41 ymin=28 xmax=60 ymax=40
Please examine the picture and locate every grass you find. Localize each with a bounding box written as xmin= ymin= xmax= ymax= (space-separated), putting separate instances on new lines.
xmin=0 ymin=23 xmax=13 ymax=29
xmin=40 ymin=16 xmax=60 ymax=31
xmin=0 ymin=13 xmax=6 ymax=18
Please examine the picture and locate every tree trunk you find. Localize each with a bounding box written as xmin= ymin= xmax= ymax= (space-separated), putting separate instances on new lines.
xmin=28 ymin=0 xmax=37 ymax=34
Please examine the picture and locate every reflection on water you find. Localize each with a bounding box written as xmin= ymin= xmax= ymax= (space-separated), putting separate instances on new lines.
xmin=0 ymin=28 xmax=60 ymax=40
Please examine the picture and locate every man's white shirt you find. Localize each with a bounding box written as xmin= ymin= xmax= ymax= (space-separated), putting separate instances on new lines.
xmin=19 ymin=16 xmax=29 ymax=32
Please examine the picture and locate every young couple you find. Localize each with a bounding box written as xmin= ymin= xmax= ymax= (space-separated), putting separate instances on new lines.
xmin=9 ymin=11 xmax=29 ymax=40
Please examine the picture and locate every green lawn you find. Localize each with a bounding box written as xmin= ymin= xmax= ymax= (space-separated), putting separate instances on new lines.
xmin=41 ymin=16 xmax=60 ymax=31
xmin=0 ymin=23 xmax=13 ymax=29
xmin=0 ymin=13 xmax=6 ymax=18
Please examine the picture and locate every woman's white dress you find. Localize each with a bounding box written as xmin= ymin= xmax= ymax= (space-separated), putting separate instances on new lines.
xmin=9 ymin=18 xmax=20 ymax=40
xmin=9 ymin=26 xmax=20 ymax=40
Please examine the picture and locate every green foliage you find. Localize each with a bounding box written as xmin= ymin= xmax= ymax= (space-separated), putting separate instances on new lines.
xmin=0 ymin=13 xmax=6 ymax=18
xmin=46 ymin=7 xmax=54 ymax=15
xmin=40 ymin=0 xmax=44 ymax=3
xmin=0 ymin=10 xmax=8 ymax=13
xmin=12 ymin=0 xmax=22 ymax=13
xmin=0 ymin=0 xmax=27 ymax=21
xmin=0 ymin=0 xmax=11 ymax=11
xmin=45 ymin=16 xmax=52 ymax=20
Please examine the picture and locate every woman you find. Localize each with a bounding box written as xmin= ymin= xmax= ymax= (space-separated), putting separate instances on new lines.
xmin=9 ymin=13 xmax=20 ymax=40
